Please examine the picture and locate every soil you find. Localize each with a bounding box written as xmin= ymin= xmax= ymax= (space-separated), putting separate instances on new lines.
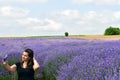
xmin=67 ymin=35 xmax=120 ymax=40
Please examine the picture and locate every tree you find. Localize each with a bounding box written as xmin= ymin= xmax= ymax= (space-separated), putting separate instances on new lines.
xmin=65 ymin=32 xmax=69 ymax=37
xmin=104 ymin=26 xmax=120 ymax=35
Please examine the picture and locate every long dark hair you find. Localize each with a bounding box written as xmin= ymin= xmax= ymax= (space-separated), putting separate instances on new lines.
xmin=22 ymin=48 xmax=34 ymax=68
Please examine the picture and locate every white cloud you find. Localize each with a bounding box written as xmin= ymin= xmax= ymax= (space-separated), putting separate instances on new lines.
xmin=83 ymin=11 xmax=97 ymax=20
xmin=16 ymin=18 xmax=63 ymax=31
xmin=52 ymin=9 xmax=120 ymax=35
xmin=72 ymin=0 xmax=120 ymax=5
xmin=16 ymin=18 xmax=42 ymax=25
xmin=55 ymin=10 xmax=118 ymax=24
xmin=2 ymin=9 xmax=120 ymax=35
xmin=1 ymin=8 xmax=120 ymax=36
xmin=114 ymin=11 xmax=120 ymax=19
xmin=79 ymin=11 xmax=117 ymax=25
xmin=53 ymin=10 xmax=81 ymax=20
xmin=0 ymin=6 xmax=30 ymax=18
xmin=94 ymin=0 xmax=118 ymax=5
xmin=30 ymin=19 xmax=63 ymax=31
xmin=72 ymin=0 xmax=92 ymax=4
xmin=0 ymin=0 xmax=48 ymax=3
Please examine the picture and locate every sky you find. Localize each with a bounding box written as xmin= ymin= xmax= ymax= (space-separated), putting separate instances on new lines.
xmin=0 ymin=0 xmax=120 ymax=37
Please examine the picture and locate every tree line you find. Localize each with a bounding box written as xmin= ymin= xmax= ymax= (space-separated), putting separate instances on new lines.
xmin=64 ymin=26 xmax=120 ymax=36
xmin=104 ymin=26 xmax=120 ymax=35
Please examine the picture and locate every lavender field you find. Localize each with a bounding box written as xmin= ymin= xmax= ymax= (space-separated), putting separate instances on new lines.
xmin=0 ymin=37 xmax=120 ymax=80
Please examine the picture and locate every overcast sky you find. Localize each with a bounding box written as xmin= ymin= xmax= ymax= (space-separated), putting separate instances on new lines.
xmin=0 ymin=0 xmax=120 ymax=37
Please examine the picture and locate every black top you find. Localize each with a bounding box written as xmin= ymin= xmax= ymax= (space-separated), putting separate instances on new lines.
xmin=15 ymin=62 xmax=35 ymax=80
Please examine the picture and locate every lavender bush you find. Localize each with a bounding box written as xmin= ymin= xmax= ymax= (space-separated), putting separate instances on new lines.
xmin=0 ymin=38 xmax=120 ymax=80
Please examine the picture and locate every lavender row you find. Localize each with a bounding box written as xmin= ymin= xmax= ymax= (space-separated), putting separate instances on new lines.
xmin=0 ymin=38 xmax=120 ymax=80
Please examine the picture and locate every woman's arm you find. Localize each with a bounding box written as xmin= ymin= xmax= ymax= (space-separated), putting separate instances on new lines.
xmin=33 ymin=58 xmax=40 ymax=71
xmin=3 ymin=60 xmax=16 ymax=72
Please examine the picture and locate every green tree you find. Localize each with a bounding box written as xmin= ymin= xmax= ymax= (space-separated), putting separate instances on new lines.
xmin=104 ymin=26 xmax=120 ymax=35
xmin=65 ymin=32 xmax=69 ymax=37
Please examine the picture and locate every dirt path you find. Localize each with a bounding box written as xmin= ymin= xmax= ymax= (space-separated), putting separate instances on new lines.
xmin=68 ymin=35 xmax=120 ymax=40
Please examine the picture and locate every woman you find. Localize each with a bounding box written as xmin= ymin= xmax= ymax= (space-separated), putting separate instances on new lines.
xmin=2 ymin=48 xmax=40 ymax=80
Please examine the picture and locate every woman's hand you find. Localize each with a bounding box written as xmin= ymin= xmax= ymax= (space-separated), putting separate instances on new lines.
xmin=33 ymin=57 xmax=40 ymax=71
xmin=2 ymin=59 xmax=8 ymax=65
xmin=2 ymin=59 xmax=16 ymax=72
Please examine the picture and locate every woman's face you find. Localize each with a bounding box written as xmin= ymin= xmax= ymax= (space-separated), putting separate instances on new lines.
xmin=22 ymin=52 xmax=30 ymax=62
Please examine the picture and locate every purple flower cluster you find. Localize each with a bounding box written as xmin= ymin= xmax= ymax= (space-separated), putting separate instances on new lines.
xmin=0 ymin=38 xmax=120 ymax=80
xmin=57 ymin=40 xmax=120 ymax=80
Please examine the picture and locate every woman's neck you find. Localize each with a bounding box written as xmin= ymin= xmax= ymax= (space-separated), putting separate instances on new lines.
xmin=22 ymin=61 xmax=28 ymax=68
